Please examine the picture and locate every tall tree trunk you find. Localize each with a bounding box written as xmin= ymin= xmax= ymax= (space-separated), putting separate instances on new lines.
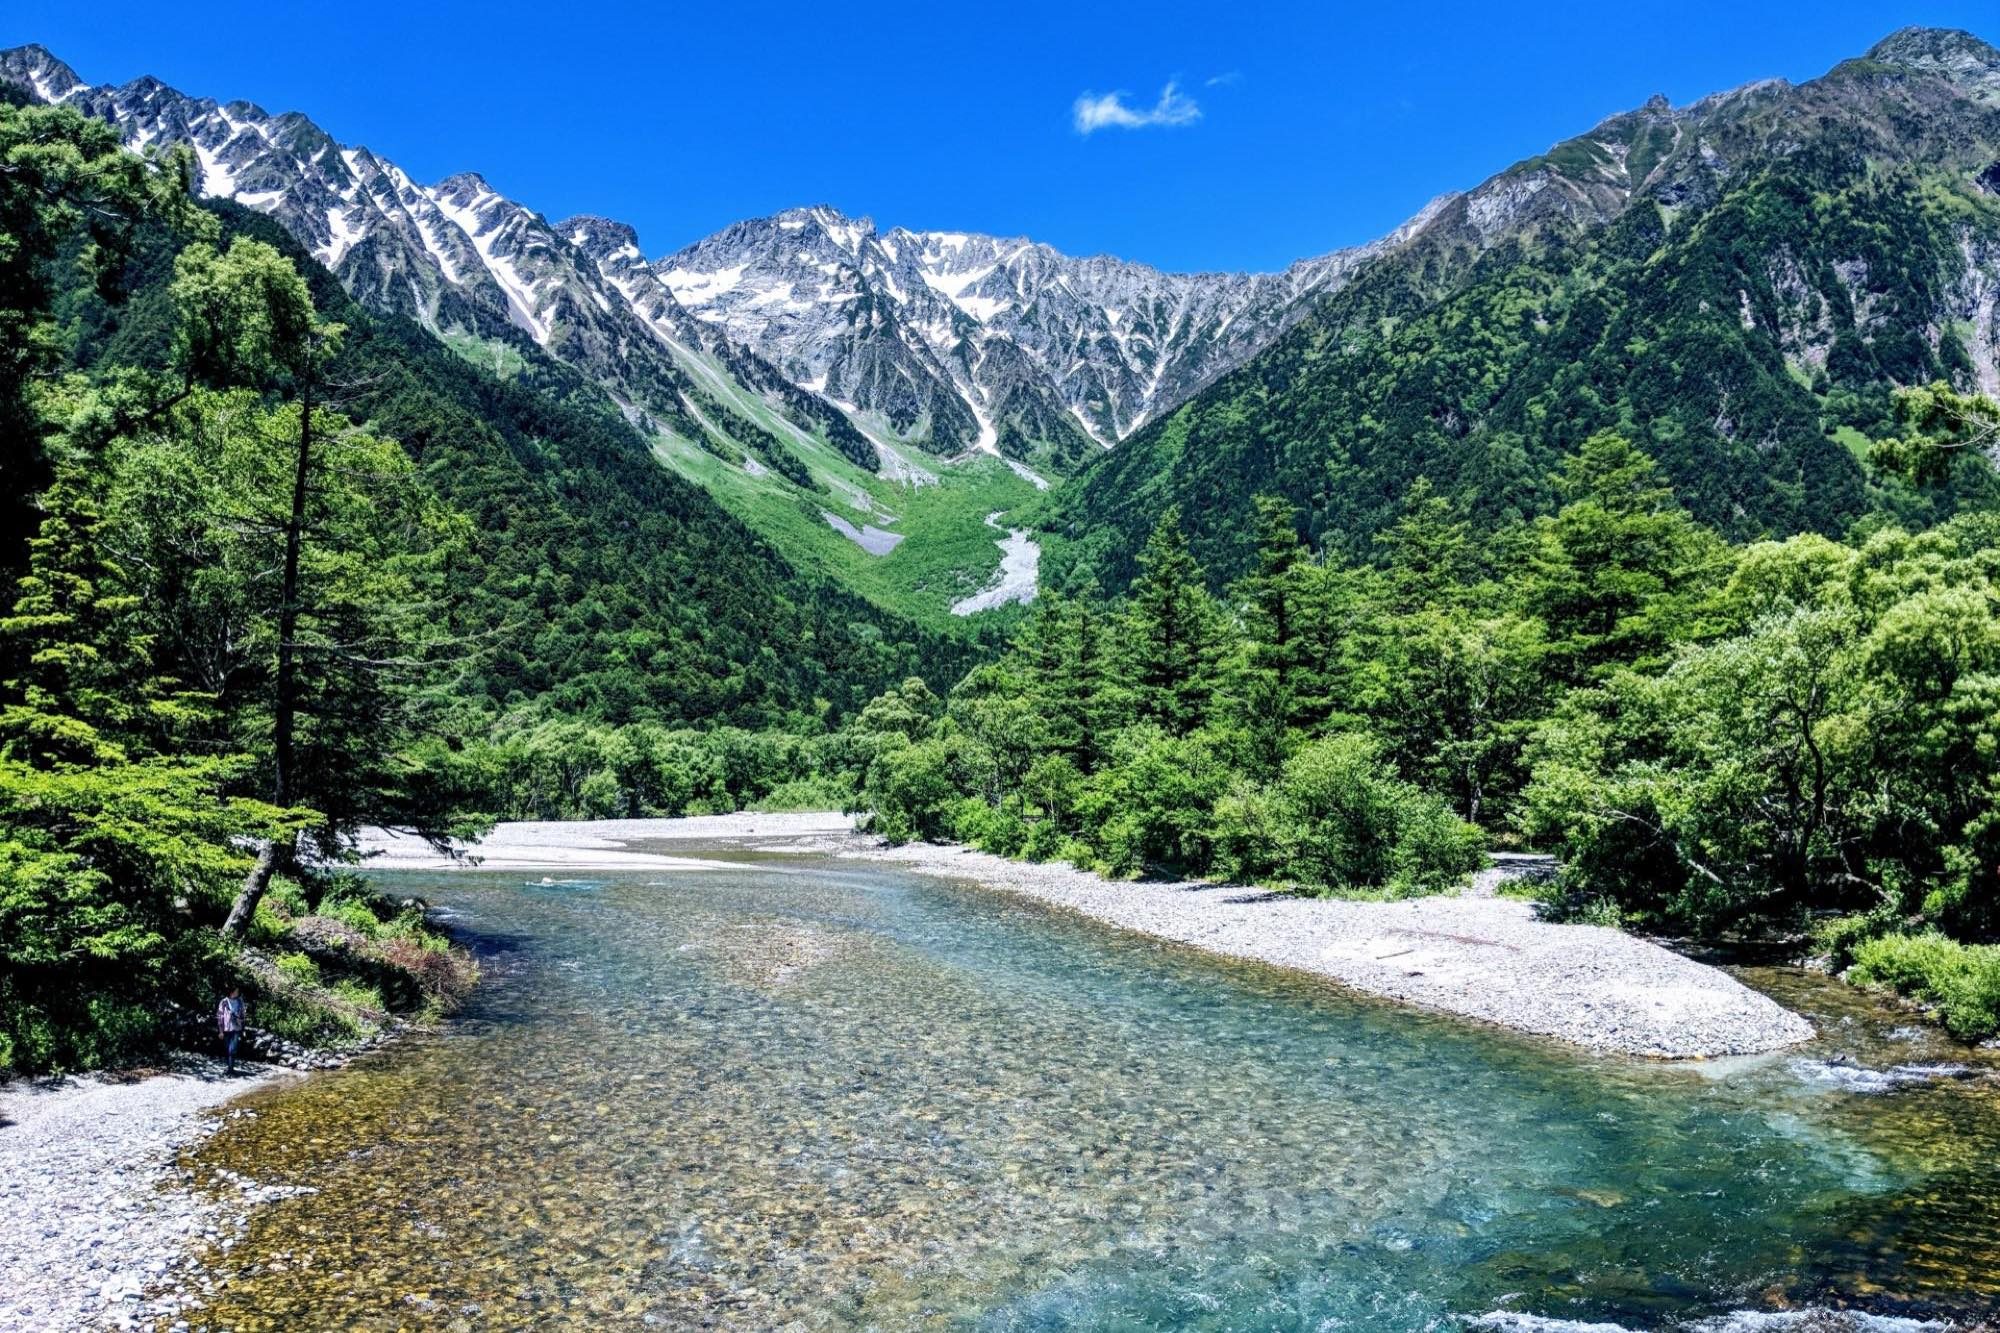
xmin=223 ymin=380 xmax=313 ymax=938
xmin=222 ymin=833 xmax=293 ymax=936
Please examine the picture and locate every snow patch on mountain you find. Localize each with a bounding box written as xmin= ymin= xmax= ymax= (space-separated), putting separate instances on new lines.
xmin=653 ymin=205 xmax=1412 ymax=469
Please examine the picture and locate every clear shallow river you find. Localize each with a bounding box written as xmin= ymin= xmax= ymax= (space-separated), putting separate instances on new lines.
xmin=184 ymin=858 xmax=2000 ymax=1330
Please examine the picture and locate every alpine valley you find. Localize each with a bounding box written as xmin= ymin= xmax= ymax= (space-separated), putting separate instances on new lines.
xmin=13 ymin=29 xmax=2000 ymax=616
xmin=0 ymin=40 xmax=1421 ymax=634
xmin=17 ymin=21 xmax=2000 ymax=1328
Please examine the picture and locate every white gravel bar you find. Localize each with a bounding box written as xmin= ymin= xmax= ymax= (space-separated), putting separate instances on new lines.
xmin=0 ymin=1060 xmax=297 ymax=1331
xmin=858 ymin=842 xmax=1815 ymax=1059
xmin=351 ymin=813 xmax=858 ymax=871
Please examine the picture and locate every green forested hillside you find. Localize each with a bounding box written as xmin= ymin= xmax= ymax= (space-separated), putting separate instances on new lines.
xmin=65 ymin=200 xmax=989 ymax=728
xmin=0 ymin=101 xmax=984 ymax=1071
xmin=1043 ymin=33 xmax=2000 ymax=592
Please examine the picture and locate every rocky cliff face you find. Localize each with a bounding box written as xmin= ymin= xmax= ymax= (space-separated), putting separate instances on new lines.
xmin=655 ymin=205 xmax=1417 ymax=471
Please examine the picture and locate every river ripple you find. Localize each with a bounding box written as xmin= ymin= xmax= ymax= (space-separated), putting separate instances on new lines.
xmin=180 ymin=859 xmax=2000 ymax=1329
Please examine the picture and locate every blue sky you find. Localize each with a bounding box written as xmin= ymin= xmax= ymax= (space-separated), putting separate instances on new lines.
xmin=5 ymin=1 xmax=1996 ymax=271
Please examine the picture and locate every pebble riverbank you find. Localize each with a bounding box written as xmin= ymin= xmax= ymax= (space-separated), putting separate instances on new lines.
xmin=855 ymin=841 xmax=1816 ymax=1058
xmin=0 ymin=1058 xmax=300 ymax=1332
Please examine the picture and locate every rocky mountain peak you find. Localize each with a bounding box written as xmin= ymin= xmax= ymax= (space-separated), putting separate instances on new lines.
xmin=0 ymin=44 xmax=83 ymax=103
xmin=433 ymin=171 xmax=500 ymax=204
xmin=562 ymin=215 xmax=642 ymax=260
xmin=654 ymin=197 xmax=1406 ymax=466
xmin=775 ymin=204 xmax=875 ymax=248
xmin=1866 ymin=26 xmax=2000 ymax=74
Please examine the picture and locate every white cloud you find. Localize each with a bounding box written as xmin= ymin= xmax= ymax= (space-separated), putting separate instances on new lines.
xmin=1072 ymin=80 xmax=1202 ymax=135
xmin=1204 ymin=71 xmax=1241 ymax=88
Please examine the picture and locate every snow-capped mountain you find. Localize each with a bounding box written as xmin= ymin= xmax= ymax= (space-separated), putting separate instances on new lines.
xmin=658 ymin=206 xmax=1418 ymax=470
xmin=0 ymin=42 xmax=1434 ymax=477
xmin=0 ymin=43 xmax=882 ymax=479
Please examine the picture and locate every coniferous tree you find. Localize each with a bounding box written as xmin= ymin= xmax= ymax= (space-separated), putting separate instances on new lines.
xmin=1122 ymin=510 xmax=1223 ymax=736
xmin=1376 ymin=478 xmax=1475 ymax=615
xmin=0 ymin=102 xmax=199 ymax=570
xmin=1230 ymin=497 xmax=1311 ymax=776
xmin=1526 ymin=432 xmax=1722 ymax=685
xmin=1019 ymin=594 xmax=1119 ymax=773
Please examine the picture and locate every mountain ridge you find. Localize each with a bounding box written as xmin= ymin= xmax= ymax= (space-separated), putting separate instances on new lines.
xmin=11 ymin=28 xmax=2000 ymax=605
xmin=0 ymin=41 xmax=1399 ymax=480
xmin=651 ymin=201 xmax=1416 ymax=470
xmin=1042 ymin=24 xmax=2000 ymax=590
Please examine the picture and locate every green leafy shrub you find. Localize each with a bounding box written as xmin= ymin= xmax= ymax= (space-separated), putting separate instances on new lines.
xmin=954 ymin=798 xmax=1028 ymax=857
xmin=1208 ymin=781 xmax=1287 ymax=884
xmin=379 ymin=907 xmax=447 ymax=951
xmin=248 ymin=897 xmax=295 ymax=949
xmin=1279 ymin=735 xmax=1483 ymax=896
xmin=329 ymin=979 xmax=386 ymax=1014
xmin=258 ymin=993 xmax=362 ymax=1044
xmin=265 ymin=876 xmax=309 ymax=917
xmin=1539 ymin=895 xmax=1628 ymax=928
xmin=324 ymin=898 xmax=385 ymax=939
xmin=1812 ymin=910 xmax=1896 ymax=969
xmin=1389 ymin=799 xmax=1488 ymax=896
xmin=1018 ymin=818 xmax=1069 ymax=863
xmin=1847 ymin=932 xmax=2000 ymax=1040
xmin=866 ymin=738 xmax=963 ymax=843
xmin=274 ymin=951 xmax=321 ymax=988
xmin=1075 ymin=727 xmax=1233 ymax=877
xmin=749 ymin=774 xmax=852 ymax=812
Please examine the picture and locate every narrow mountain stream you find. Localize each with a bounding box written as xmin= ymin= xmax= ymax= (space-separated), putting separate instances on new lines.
xmin=182 ymin=857 xmax=2000 ymax=1329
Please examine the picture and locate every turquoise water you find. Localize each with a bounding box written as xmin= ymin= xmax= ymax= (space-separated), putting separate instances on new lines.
xmin=186 ymin=859 xmax=2000 ymax=1329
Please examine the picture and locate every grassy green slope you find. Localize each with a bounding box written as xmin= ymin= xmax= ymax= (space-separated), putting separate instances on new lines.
xmin=638 ymin=331 xmax=1045 ymax=631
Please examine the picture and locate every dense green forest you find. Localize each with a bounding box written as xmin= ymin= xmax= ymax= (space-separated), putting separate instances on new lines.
xmin=704 ymin=417 xmax=2000 ymax=1039
xmin=0 ymin=99 xmax=978 ymax=1072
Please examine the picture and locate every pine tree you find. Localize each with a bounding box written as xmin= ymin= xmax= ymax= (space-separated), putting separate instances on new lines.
xmin=1526 ymin=432 xmax=1723 ymax=684
xmin=1019 ymin=594 xmax=1118 ymax=772
xmin=0 ymin=476 xmax=154 ymax=766
xmin=1377 ymin=478 xmax=1474 ymax=614
xmin=1230 ymin=497 xmax=1310 ymax=775
xmin=1122 ymin=510 xmax=1223 ymax=735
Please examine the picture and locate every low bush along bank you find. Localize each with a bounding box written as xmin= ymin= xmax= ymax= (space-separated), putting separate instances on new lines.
xmin=1 ymin=863 xmax=476 ymax=1075
xmin=238 ymin=871 xmax=479 ymax=1053
xmin=1819 ymin=919 xmax=2000 ymax=1042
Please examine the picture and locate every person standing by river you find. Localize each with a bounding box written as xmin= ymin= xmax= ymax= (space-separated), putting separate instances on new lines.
xmin=216 ymin=986 xmax=246 ymax=1074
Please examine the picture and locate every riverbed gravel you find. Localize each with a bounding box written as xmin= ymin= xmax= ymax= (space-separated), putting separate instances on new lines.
xmin=854 ymin=842 xmax=1816 ymax=1059
xmin=0 ymin=1058 xmax=300 ymax=1331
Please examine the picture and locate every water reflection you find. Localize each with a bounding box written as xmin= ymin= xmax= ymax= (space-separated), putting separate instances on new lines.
xmin=181 ymin=862 xmax=2000 ymax=1329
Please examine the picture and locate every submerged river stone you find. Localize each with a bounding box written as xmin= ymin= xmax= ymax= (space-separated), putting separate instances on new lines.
xmin=172 ymin=859 xmax=2000 ymax=1329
